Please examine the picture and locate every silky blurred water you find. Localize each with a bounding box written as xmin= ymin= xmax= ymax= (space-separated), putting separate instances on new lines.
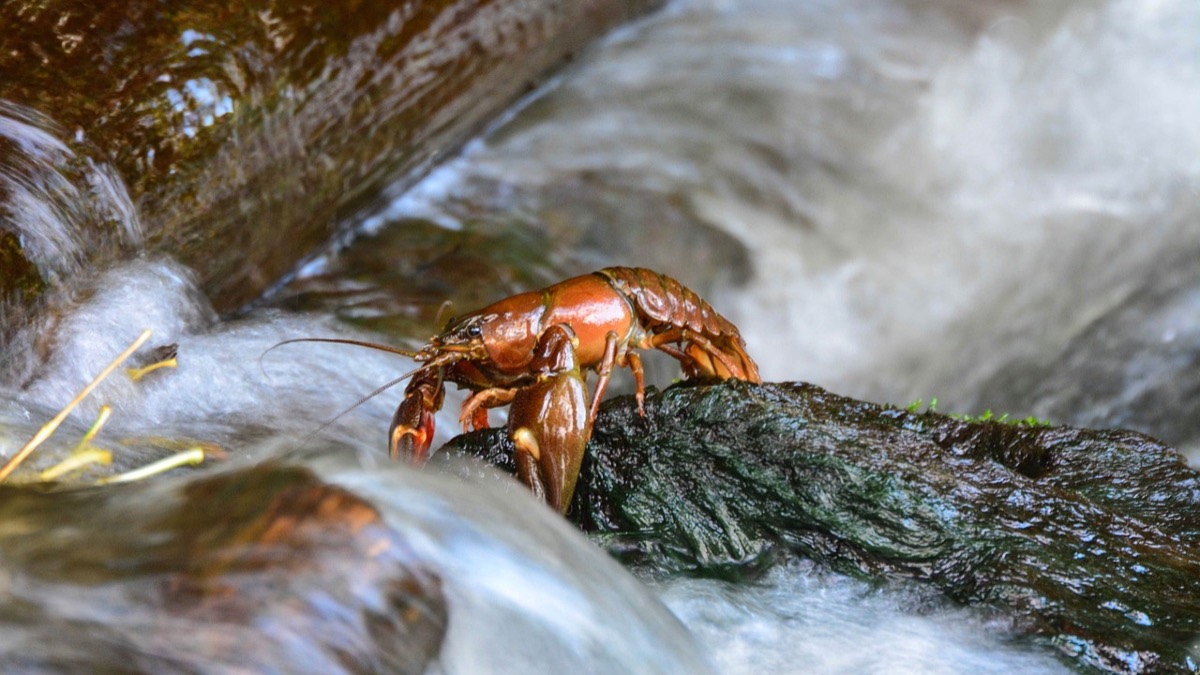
xmin=657 ymin=560 xmax=1070 ymax=674
xmin=318 ymin=0 xmax=1197 ymax=669
xmin=2 ymin=0 xmax=1197 ymax=672
xmin=0 ymin=257 xmax=1069 ymax=672
xmin=341 ymin=0 xmax=1200 ymax=455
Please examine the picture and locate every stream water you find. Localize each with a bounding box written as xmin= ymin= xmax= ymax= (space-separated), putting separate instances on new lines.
xmin=3 ymin=0 xmax=1198 ymax=672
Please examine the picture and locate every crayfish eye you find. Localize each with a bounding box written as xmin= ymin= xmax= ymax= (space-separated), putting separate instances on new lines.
xmin=467 ymin=324 xmax=482 ymax=338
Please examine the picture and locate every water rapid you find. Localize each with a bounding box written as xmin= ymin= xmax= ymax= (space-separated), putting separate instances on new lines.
xmin=2 ymin=0 xmax=1197 ymax=672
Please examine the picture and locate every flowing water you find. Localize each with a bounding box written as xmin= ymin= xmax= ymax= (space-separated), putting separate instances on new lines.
xmin=3 ymin=0 xmax=1198 ymax=671
xmin=281 ymin=0 xmax=1200 ymax=451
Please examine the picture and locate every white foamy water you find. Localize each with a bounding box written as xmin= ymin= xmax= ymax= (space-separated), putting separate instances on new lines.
xmin=657 ymin=561 xmax=1070 ymax=674
xmin=385 ymin=0 xmax=1200 ymax=433
xmin=3 ymin=0 xmax=1196 ymax=672
xmin=0 ymin=100 xmax=143 ymax=284
xmin=2 ymin=257 xmax=476 ymax=470
xmin=0 ymin=260 xmax=712 ymax=674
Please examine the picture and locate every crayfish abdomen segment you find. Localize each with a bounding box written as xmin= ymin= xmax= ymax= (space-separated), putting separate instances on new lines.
xmin=597 ymin=267 xmax=761 ymax=383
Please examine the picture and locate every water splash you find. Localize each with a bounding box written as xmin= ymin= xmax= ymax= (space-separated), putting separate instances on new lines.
xmin=330 ymin=456 xmax=715 ymax=674
xmin=0 ymin=259 xmax=712 ymax=673
xmin=0 ymin=100 xmax=143 ymax=282
xmin=658 ymin=560 xmax=1070 ymax=674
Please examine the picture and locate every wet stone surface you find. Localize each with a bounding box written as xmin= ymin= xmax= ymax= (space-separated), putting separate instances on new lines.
xmin=444 ymin=380 xmax=1200 ymax=674
xmin=0 ymin=0 xmax=664 ymax=330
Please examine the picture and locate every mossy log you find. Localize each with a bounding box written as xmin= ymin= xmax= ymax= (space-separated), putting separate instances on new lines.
xmin=444 ymin=381 xmax=1200 ymax=674
xmin=0 ymin=0 xmax=662 ymax=327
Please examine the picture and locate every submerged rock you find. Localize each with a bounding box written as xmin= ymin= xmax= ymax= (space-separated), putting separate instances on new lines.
xmin=444 ymin=381 xmax=1200 ymax=674
xmin=0 ymin=463 xmax=447 ymax=673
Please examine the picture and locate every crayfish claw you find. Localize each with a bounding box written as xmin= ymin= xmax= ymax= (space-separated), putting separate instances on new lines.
xmin=390 ymin=368 xmax=444 ymax=465
xmin=511 ymin=427 xmax=548 ymax=503
xmin=389 ymin=408 xmax=434 ymax=464
xmin=506 ymin=325 xmax=590 ymax=514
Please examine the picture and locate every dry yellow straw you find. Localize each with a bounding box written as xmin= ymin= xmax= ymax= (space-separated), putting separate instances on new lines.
xmin=71 ymin=404 xmax=112 ymax=453
xmin=36 ymin=405 xmax=115 ymax=481
xmin=0 ymin=329 xmax=152 ymax=482
xmin=127 ymin=355 xmax=178 ymax=381
xmin=97 ymin=447 xmax=205 ymax=485
xmin=39 ymin=448 xmax=113 ymax=481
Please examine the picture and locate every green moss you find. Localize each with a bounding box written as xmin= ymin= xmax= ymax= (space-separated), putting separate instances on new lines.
xmin=903 ymin=396 xmax=1051 ymax=427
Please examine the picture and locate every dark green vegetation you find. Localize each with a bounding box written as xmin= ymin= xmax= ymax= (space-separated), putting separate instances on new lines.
xmin=445 ymin=381 xmax=1200 ymax=674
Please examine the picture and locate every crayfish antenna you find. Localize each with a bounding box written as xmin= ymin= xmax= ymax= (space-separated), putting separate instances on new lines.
xmin=300 ymin=363 xmax=427 ymax=446
xmin=262 ymin=337 xmax=422 ymax=361
xmin=296 ymin=350 xmax=462 ymax=448
xmin=259 ymin=337 xmax=423 ymax=381
xmin=434 ymin=299 xmax=457 ymax=330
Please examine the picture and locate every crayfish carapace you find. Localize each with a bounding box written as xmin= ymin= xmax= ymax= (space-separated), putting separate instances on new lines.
xmin=289 ymin=267 xmax=761 ymax=514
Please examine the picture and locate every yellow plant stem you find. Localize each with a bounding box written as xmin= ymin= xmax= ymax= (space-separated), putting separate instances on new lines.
xmin=34 ymin=405 xmax=116 ymax=482
xmin=127 ymin=356 xmax=178 ymax=381
xmin=71 ymin=405 xmax=112 ymax=453
xmin=97 ymin=447 xmax=205 ymax=485
xmin=39 ymin=448 xmax=113 ymax=481
xmin=0 ymin=329 xmax=152 ymax=482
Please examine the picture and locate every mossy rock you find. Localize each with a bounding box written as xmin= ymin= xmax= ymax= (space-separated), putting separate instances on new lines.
xmin=445 ymin=381 xmax=1200 ymax=674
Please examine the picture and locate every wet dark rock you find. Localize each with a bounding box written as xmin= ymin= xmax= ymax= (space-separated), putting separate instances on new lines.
xmin=444 ymin=380 xmax=1200 ymax=674
xmin=0 ymin=0 xmax=663 ymax=332
xmin=0 ymin=463 xmax=446 ymax=673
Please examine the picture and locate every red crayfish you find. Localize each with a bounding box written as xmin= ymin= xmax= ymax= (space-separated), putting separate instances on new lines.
xmin=290 ymin=267 xmax=761 ymax=513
